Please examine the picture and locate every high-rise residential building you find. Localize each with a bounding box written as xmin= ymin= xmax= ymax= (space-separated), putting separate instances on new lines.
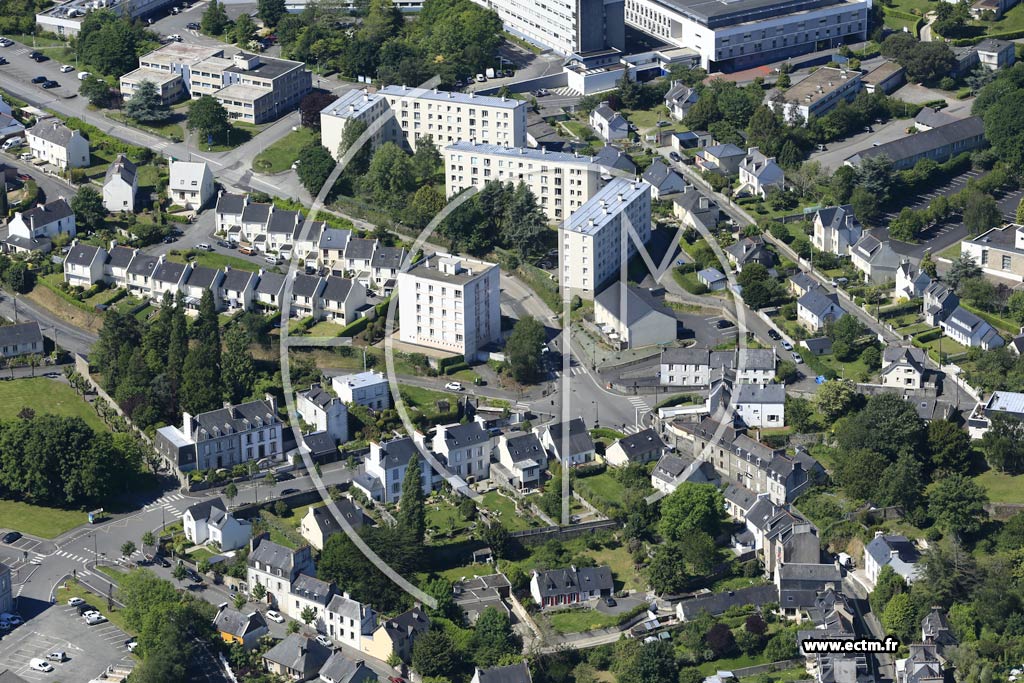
xmin=443 ymin=142 xmax=604 ymax=222
xmin=320 ymin=86 xmax=527 ymax=157
xmin=624 ymin=0 xmax=870 ymax=71
xmin=471 ymin=0 xmax=625 ymax=56
xmin=397 ymin=253 xmax=501 ymax=360
xmin=561 ymin=178 xmax=651 ymax=298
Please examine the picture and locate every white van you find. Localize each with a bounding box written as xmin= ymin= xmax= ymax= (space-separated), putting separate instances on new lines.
xmin=2 ymin=137 xmax=23 ymax=151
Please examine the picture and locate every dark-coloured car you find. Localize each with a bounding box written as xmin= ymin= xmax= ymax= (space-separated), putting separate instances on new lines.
xmin=29 ymin=51 xmax=47 ymax=62
xmin=41 ymin=80 xmax=59 ymax=89
xmin=0 ymin=57 xmax=8 ymax=65
xmin=668 ymin=151 xmax=682 ymax=163
xmin=155 ymin=555 xmax=171 ymax=568
xmin=605 ymin=596 xmax=617 ymax=607
xmin=186 ymin=21 xmax=200 ymax=29
xmin=30 ymin=75 xmax=46 ymax=84
xmin=767 ymin=328 xmax=781 ymax=341
xmin=2 ymin=531 xmax=22 ymax=544
xmin=715 ymin=319 xmax=735 ymax=329
xmin=280 ymin=488 xmax=299 ymax=496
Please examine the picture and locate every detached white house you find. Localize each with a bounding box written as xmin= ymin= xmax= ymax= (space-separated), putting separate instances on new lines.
xmin=736 ymin=147 xmax=784 ymax=198
xmin=538 ymin=418 xmax=595 ymax=466
xmin=589 ymin=102 xmax=628 ymax=142
xmin=295 ymin=383 xmax=348 ymax=443
xmin=940 ymin=305 xmax=1004 ymax=350
xmin=168 ymin=160 xmax=214 ymax=210
xmin=0 ymin=322 xmax=44 ymax=359
xmin=182 ymin=497 xmax=251 ymax=551
xmin=812 ymin=205 xmax=861 ymax=257
xmin=331 ymin=370 xmax=390 ymax=410
xmin=733 ymin=383 xmax=786 ymax=428
xmin=894 ymin=260 xmax=931 ymax=301
xmin=8 ymin=197 xmax=76 ymax=252
xmin=103 ymin=154 xmax=138 ymax=213
xmin=26 ymin=119 xmax=89 ymax=169
xmin=797 ymin=286 xmax=844 ymax=331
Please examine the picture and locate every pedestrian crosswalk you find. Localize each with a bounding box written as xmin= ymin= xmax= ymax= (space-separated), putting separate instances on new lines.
xmin=54 ymin=549 xmax=90 ymax=563
xmin=549 ymin=86 xmax=580 ymax=97
xmin=554 ymin=366 xmax=585 ymax=378
xmin=144 ymin=492 xmax=189 ymax=518
xmin=628 ymin=396 xmax=650 ymax=411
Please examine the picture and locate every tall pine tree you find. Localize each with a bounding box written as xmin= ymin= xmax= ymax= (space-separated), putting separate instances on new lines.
xmin=222 ymin=326 xmax=256 ymax=404
xmin=397 ymin=452 xmax=426 ymax=544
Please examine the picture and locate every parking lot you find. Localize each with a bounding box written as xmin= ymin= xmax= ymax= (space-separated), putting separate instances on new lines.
xmin=0 ymin=601 xmax=133 ymax=682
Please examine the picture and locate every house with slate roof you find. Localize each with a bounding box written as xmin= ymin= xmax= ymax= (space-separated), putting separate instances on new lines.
xmin=665 ymin=81 xmax=699 ymax=120
xmin=64 ymin=241 xmax=106 ymax=287
xmin=168 ymin=160 xmax=214 ymax=210
xmin=733 ymin=383 xmax=786 ymax=428
xmin=589 ymin=102 xmax=628 ymax=142
xmin=736 ymin=147 xmax=784 ymax=199
xmin=789 ymin=272 xmax=817 ymax=298
xmin=7 ymin=197 xmax=75 ymax=253
xmin=594 ymin=282 xmax=677 ymax=349
xmin=696 ymin=143 xmax=745 ymax=175
xmin=360 ymin=606 xmax=430 ymax=663
xmin=812 ymin=205 xmax=861 ymax=257
xmin=321 ymin=276 xmax=366 ymax=324
xmin=797 ymin=286 xmax=845 ymax=331
xmin=103 ymin=154 xmax=138 ymax=213
xmin=471 ymin=661 xmax=533 ymax=683
xmin=674 ymin=187 xmax=721 ymax=232
xmin=530 ymin=566 xmax=614 ymax=607
xmin=940 ymin=305 xmax=1004 ymax=349
xmin=0 ymin=322 xmax=43 ymax=359
xmin=324 ymin=592 xmax=377 ymax=651
xmin=246 ymin=536 xmax=315 ymax=610
xmin=370 ymin=246 xmax=406 ymax=294
xmin=318 ymin=653 xmax=379 ymax=683
xmin=776 ymin=562 xmax=842 ymax=616
xmin=263 ymin=634 xmax=331 ymax=681
xmin=288 ymin=573 xmax=336 ymax=631
xmin=881 ymin=346 xmax=927 ymax=389
xmin=432 ymin=421 xmax=492 ymax=482
xmin=356 ymin=436 xmax=437 ymax=503
xmin=864 ymin=532 xmax=921 ymax=588
xmin=676 ymin=584 xmax=779 ymax=621
xmin=650 ymin=452 xmax=719 ymax=494
xmin=150 ymin=259 xmax=192 ymax=303
xmin=182 ymin=496 xmax=251 ymax=551
xmin=299 ymin=499 xmax=366 ymax=550
xmin=851 ymin=232 xmax=907 ymax=284
xmin=26 ymin=119 xmax=89 ymax=169
xmin=290 ymin=273 xmax=326 ymax=319
xmin=254 ymin=271 xmax=286 ymax=308
xmin=642 ymin=158 xmax=686 ymax=199
xmin=725 ymin=235 xmax=776 ymax=273
xmin=343 ymin=238 xmax=377 ymax=283
xmin=495 ymin=432 xmax=547 ymax=490
xmin=296 ymin=383 xmax=348 ymax=443
xmin=125 ymin=252 xmax=160 ymax=299
xmin=106 ymin=244 xmax=139 ymax=289
xmin=605 ymin=428 xmax=665 ymax=467
xmin=593 ymin=145 xmax=636 ymax=176
xmin=219 ymin=267 xmax=258 ymax=312
xmin=895 ymin=259 xmax=931 ymax=301
xmin=537 ymin=418 xmax=596 ymax=466
xmin=182 ymin=266 xmax=224 ymax=312
xmin=896 ymin=643 xmax=944 ymax=683
xmin=213 ymin=604 xmax=268 ymax=650
xmin=921 ymin=606 xmax=957 ymax=651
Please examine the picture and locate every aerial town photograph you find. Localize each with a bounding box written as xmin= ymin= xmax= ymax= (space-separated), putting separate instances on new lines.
xmin=0 ymin=0 xmax=1021 ymax=678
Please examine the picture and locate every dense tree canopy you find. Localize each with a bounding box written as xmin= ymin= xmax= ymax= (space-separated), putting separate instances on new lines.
xmin=505 ymin=316 xmax=546 ymax=384
xmin=658 ymin=483 xmax=724 ymax=542
xmin=75 ymin=10 xmax=157 ymax=77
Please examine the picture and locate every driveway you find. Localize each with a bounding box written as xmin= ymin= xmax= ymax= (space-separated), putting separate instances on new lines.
xmin=809 ymin=118 xmax=912 ymax=171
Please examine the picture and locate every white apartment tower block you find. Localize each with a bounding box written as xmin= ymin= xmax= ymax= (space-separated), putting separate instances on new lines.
xmin=397 ymin=253 xmax=501 ymax=360
xmin=561 ymin=178 xmax=652 ymax=298
xmin=443 ymin=142 xmax=603 ymax=222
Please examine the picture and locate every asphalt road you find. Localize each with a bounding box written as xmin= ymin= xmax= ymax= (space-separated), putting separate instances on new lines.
xmin=809 ymin=118 xmax=914 ymax=172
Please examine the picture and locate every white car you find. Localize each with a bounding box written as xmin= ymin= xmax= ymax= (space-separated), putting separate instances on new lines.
xmin=780 ymin=340 xmax=793 ymax=351
xmin=167 ymin=33 xmax=182 ymax=41
xmin=791 ymin=351 xmax=803 ymax=363
xmin=85 ymin=614 xmax=107 ymax=625
xmin=315 ymin=635 xmax=332 ymax=648
xmin=126 ymin=639 xmax=138 ymax=652
xmin=77 ymin=71 xmax=91 ymax=80
xmin=265 ymin=610 xmax=285 ymax=623
xmin=59 ymin=64 xmax=73 ymax=73
xmin=29 ymin=659 xmax=53 ymax=672
xmin=445 ymin=382 xmax=463 ymax=391
xmin=82 ymin=610 xmax=100 ymax=619
xmin=67 ymin=597 xmax=85 ymax=606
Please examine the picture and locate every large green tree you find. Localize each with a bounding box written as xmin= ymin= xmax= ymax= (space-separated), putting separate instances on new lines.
xmin=412 ymin=629 xmax=458 ymax=679
xmin=258 ymin=0 xmax=286 ymax=26
xmin=71 ymin=186 xmax=107 ymax=232
xmin=397 ymin=452 xmax=426 ymax=543
xmin=297 ymin=144 xmax=336 ymax=196
xmin=471 ymin=607 xmax=521 ymax=667
xmin=505 ymin=316 xmax=545 ymax=383
xmin=928 ymin=473 xmax=988 ymax=537
xmin=815 ymin=379 xmax=860 ymax=423
xmin=76 ymin=10 xmax=152 ymax=78
xmin=222 ymin=325 xmax=256 ymax=404
xmin=201 ymin=0 xmax=230 ymax=35
xmin=124 ymin=80 xmax=171 ymax=123
xmin=658 ymin=483 xmax=724 ymax=543
xmin=187 ymin=96 xmax=230 ymax=143
xmin=362 ymin=142 xmax=415 ymax=211
xmin=80 ymin=75 xmax=113 ymax=107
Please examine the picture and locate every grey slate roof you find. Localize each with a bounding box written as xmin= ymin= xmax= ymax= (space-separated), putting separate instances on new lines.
xmin=222 ymin=267 xmax=256 ymax=292
xmin=789 ymin=272 xmax=816 ymax=293
xmin=734 ymin=383 xmax=785 ymax=404
xmin=474 ymin=661 xmax=533 ymax=683
xmin=865 ymin=534 xmax=920 ymax=567
xmin=301 ymin=430 xmax=336 ymax=457
xmin=65 ymin=243 xmax=101 ymax=268
xmin=104 ymin=154 xmax=137 ymax=186
xmin=883 ymin=345 xmax=926 ymax=369
xmin=593 ymin=145 xmax=636 ymax=173
xmin=107 ymin=245 xmax=136 ymax=269
xmin=534 ymin=566 xmax=613 ymax=598
xmin=327 ymin=593 xmax=366 ymax=621
xmin=653 ymin=453 xmax=691 ymax=481
xmin=322 ymin=276 xmax=353 ymax=303
xmin=152 ymin=260 xmax=187 ymax=284
xmin=376 ymin=436 xmax=421 ymax=468
xmin=849 ymin=116 xmax=984 ymax=164
xmin=803 ymin=337 xmax=832 ymax=354
xmin=241 ymin=202 xmax=272 ymax=224
xmin=127 ymin=253 xmax=160 ymax=277
xmin=300 ymin=383 xmax=337 ymax=410
xmin=21 ymin=198 xmax=73 ymax=227
xmin=291 ymin=573 xmax=334 ymax=606
xmin=439 ymin=421 xmax=490 ymax=448
xmin=184 ymin=497 xmax=227 ymax=523
xmin=193 ymin=399 xmax=276 ymax=439
xmin=0 ymin=322 xmax=42 ymax=348
xmin=213 ymin=607 xmax=267 ymax=638
xmin=543 ymin=418 xmax=595 ymax=458
xmin=319 ymin=228 xmax=352 ymax=250
xmin=216 ymin=192 xmax=246 ymax=215
xmin=798 ymin=287 xmax=841 ymax=318
xmin=613 ymin=428 xmax=665 ymax=458
xmin=738 ymin=348 xmax=776 ymax=371
xmin=726 ymin=235 xmax=775 ymax=267
xmin=186 ymin=265 xmax=220 ymax=290
xmin=318 ymin=653 xmax=378 ymax=683
xmin=267 ymin=209 xmax=300 ymax=234
xmin=641 ymin=158 xmax=682 ymax=190
xmin=262 ymin=634 xmax=331 ymax=678
xmin=308 ymin=500 xmax=365 ymax=536
xmin=677 ymin=584 xmax=779 ymax=619
xmin=704 ymin=143 xmax=745 ymax=158
xmin=503 ymin=433 xmax=544 ymax=464
xmin=249 ymin=538 xmax=301 ymax=574
xmin=255 ymin=271 xmax=286 ymax=296
xmin=344 ymin=237 xmax=376 ymax=261
xmin=291 ymin=274 xmax=323 ymax=298
xmin=378 ymin=607 xmax=430 ymax=647
xmin=28 ymin=119 xmax=82 ymax=146
xmin=596 ymin=283 xmax=672 ymax=327
xmin=370 ymin=246 xmax=406 ymax=270
xmin=661 ymin=346 xmax=711 ymax=365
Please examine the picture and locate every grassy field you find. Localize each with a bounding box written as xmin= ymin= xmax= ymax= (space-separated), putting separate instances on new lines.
xmin=478 ymin=491 xmax=537 ymax=532
xmin=0 ymin=499 xmax=88 ymax=538
xmin=304 ymin=321 xmax=347 ymax=337
xmin=577 ymin=472 xmax=627 ymax=503
xmin=937 ymin=241 xmax=962 ymax=260
xmin=253 ymin=128 xmax=316 ymax=174
xmin=798 ymin=347 xmax=873 ymax=382
xmin=976 ymin=1 xmax=1024 ymax=33
xmin=399 ymin=384 xmax=458 ymax=419
xmin=548 ymin=609 xmax=621 ymax=634
xmin=168 ymin=250 xmax=261 ymax=272
xmin=961 ymin=303 xmax=1018 ymax=335
xmin=96 ymin=564 xmax=128 ymax=583
xmin=623 ymin=106 xmax=684 ymax=134
xmin=587 ymin=543 xmax=645 ymax=592
xmin=973 ymin=468 xmax=1024 ymax=504
xmin=560 ymin=120 xmax=595 ymax=140
xmin=106 ymin=112 xmax=184 ymax=142
xmin=0 ymin=377 xmax=107 ymax=432
xmin=426 ymin=497 xmax=475 ymax=541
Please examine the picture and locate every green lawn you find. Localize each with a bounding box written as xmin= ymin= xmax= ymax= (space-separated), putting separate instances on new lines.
xmin=623 ymin=105 xmax=685 ymax=134
xmin=937 ymin=241 xmax=962 ymax=261
xmin=96 ymin=564 xmax=128 ymax=583
xmin=560 ymin=120 xmax=595 ymax=141
xmin=889 ymin=0 xmax=934 ymax=14
xmin=478 ymin=491 xmax=537 ymax=532
xmin=696 ymin=653 xmax=770 ymax=675
xmin=107 ymin=112 xmax=184 ymax=142
xmin=6 ymin=33 xmax=68 ymax=48
xmin=0 ymin=499 xmax=89 ymax=538
xmin=973 ymin=468 xmax=1024 ymax=504
xmin=547 ymin=609 xmax=621 ymax=634
xmin=0 ymin=377 xmax=107 ymax=432
xmin=168 ymin=250 xmax=261 ymax=272
xmin=304 ymin=321 xmax=347 ymax=337
xmin=797 ymin=348 xmax=873 ymax=382
xmin=961 ymin=303 xmax=1017 ymax=335
xmin=914 ymin=333 xmax=971 ymax=362
xmin=578 ymin=472 xmax=627 ymax=503
xmin=976 ymin=1 xmax=1024 ymax=34
xmin=426 ymin=497 xmax=474 ymax=541
xmin=587 ymin=544 xmax=645 ymax=592
xmin=399 ymin=384 xmax=459 ymax=419
xmin=253 ymin=128 xmax=316 ymax=174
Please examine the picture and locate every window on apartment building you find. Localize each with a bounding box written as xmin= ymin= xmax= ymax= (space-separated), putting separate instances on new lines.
xmin=1003 ymin=255 xmax=1012 ymax=270
xmin=981 ymin=250 xmax=989 ymax=265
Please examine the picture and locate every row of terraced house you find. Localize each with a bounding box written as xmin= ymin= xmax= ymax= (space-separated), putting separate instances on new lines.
xmin=62 ymin=240 xmax=367 ymax=323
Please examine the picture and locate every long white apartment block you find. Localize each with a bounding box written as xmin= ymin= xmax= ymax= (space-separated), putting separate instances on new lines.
xmin=397 ymin=253 xmax=501 ymax=360
xmin=443 ymin=142 xmax=604 ymax=223
xmin=471 ymin=0 xmax=625 ymax=56
xmin=624 ymin=0 xmax=869 ymax=71
xmin=561 ymin=178 xmax=652 ymax=298
xmin=320 ymin=86 xmax=527 ymax=158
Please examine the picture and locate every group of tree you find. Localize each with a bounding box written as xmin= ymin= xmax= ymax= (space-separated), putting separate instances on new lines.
xmin=974 ymin=62 xmax=1024 ymax=173
xmin=93 ymin=290 xmax=257 ymax=429
xmin=277 ymin=0 xmax=501 ymax=86
xmin=187 ymin=96 xmax=231 ymax=144
xmin=0 ymin=413 xmax=144 ymax=508
xmin=124 ymin=81 xmax=173 ymax=124
xmin=409 ymin=606 xmax=523 ymax=679
xmin=881 ymin=32 xmax=957 ymax=85
xmin=736 ymin=262 xmax=784 ymax=310
xmin=437 ymin=178 xmax=547 ymax=257
xmin=823 ymin=389 xmax=988 ymax=535
xmin=0 ymin=253 xmax=36 ymax=293
xmin=504 ymin=316 xmax=545 ymax=383
xmin=647 ymin=483 xmax=725 ymax=594
xmin=117 ymin=569 xmax=218 ymax=683
xmin=73 ymin=10 xmax=159 ymax=78
xmin=685 ymin=78 xmax=774 ymax=149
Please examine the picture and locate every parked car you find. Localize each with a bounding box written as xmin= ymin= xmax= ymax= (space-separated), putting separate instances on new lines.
xmin=280 ymin=488 xmax=299 ymax=496
xmin=715 ymin=319 xmax=735 ymax=329
xmin=59 ymin=64 xmax=73 ymax=72
xmin=77 ymin=71 xmax=91 ymax=80
xmin=0 ymin=38 xmax=12 ymax=47
xmin=767 ymin=329 xmax=781 ymax=341
xmin=315 ymin=635 xmax=332 ymax=648
xmin=28 ymin=51 xmax=47 ymax=62
xmin=605 ymin=596 xmax=617 ymax=607
xmin=186 ymin=22 xmax=200 ymax=29
xmin=76 ymin=603 xmax=96 ymax=615
xmin=42 ymin=80 xmax=59 ymax=89
xmin=46 ymin=651 xmax=68 ymax=662
xmin=85 ymin=614 xmax=107 ymax=625
xmin=0 ymin=613 xmax=22 ymax=626
xmin=156 ymin=556 xmax=171 ymax=568
xmin=445 ymin=381 xmax=463 ymax=391
xmin=265 ymin=610 xmax=285 ymax=623
xmin=2 ymin=137 xmax=23 ymax=150
xmin=167 ymin=34 xmax=182 ymax=42
xmin=781 ymin=340 xmax=793 ymax=351
xmin=0 ymin=57 xmax=8 ymax=65
xmin=2 ymin=531 xmax=21 ymax=544
xmin=67 ymin=597 xmax=85 ymax=607
xmin=475 ymin=73 xmax=486 ymax=82
xmin=28 ymin=659 xmax=53 ymax=673
xmin=30 ymin=75 xmax=46 ymax=84
xmin=791 ymin=351 xmax=803 ymax=363
xmin=196 ymin=243 xmax=213 ymax=251
xmin=125 ymin=638 xmax=138 ymax=652
xmin=668 ymin=151 xmax=682 ymax=163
